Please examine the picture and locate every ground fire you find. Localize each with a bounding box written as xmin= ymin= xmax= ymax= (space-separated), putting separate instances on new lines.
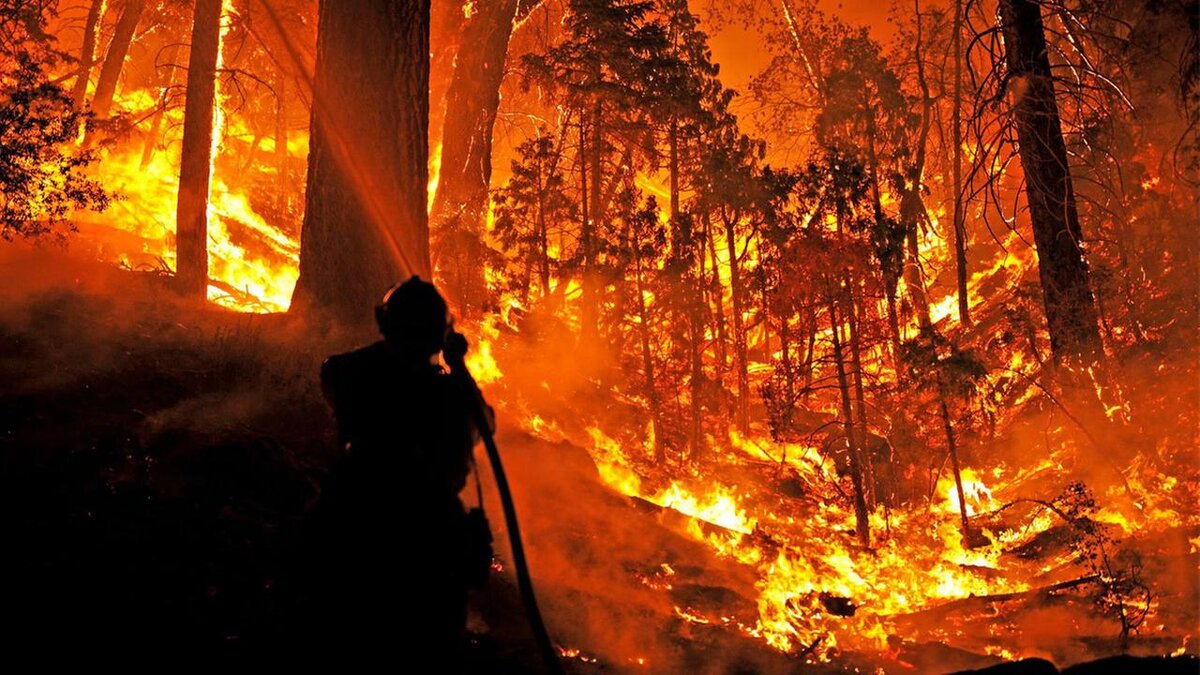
xmin=0 ymin=0 xmax=1196 ymax=672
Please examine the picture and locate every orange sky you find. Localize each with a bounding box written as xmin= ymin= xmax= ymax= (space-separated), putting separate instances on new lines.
xmin=703 ymin=0 xmax=904 ymax=91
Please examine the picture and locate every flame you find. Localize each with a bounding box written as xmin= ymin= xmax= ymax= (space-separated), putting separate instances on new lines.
xmin=939 ymin=468 xmax=997 ymax=518
xmin=428 ymin=142 xmax=442 ymax=214
xmin=654 ymin=481 xmax=756 ymax=534
xmin=70 ymin=1 xmax=302 ymax=313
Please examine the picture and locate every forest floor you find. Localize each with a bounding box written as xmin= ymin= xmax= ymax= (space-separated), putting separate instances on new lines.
xmin=0 ymin=242 xmax=1196 ymax=673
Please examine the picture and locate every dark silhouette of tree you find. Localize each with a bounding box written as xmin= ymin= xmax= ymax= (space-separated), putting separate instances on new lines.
xmin=431 ymin=0 xmax=528 ymax=318
xmin=793 ymin=146 xmax=881 ymax=547
xmin=815 ymin=33 xmax=912 ymax=364
xmin=174 ymin=0 xmax=221 ymax=298
xmin=291 ymin=0 xmax=432 ymax=326
xmin=951 ymin=0 xmax=970 ymax=325
xmin=900 ymin=332 xmax=988 ymax=539
xmin=998 ymin=0 xmax=1102 ymax=363
xmin=692 ymin=125 xmax=766 ymax=435
xmin=70 ymin=0 xmax=105 ymax=109
xmin=90 ymin=0 xmax=146 ymax=121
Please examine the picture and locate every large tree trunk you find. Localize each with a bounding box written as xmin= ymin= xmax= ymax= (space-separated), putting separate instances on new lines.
xmin=430 ymin=0 xmax=522 ymax=317
xmin=999 ymin=0 xmax=1101 ymax=362
xmin=291 ymin=0 xmax=432 ymax=325
xmin=429 ymin=0 xmax=469 ymax=153
xmin=91 ymin=0 xmax=146 ymax=120
xmin=174 ymin=0 xmax=222 ymax=299
xmin=71 ymin=0 xmax=106 ymax=109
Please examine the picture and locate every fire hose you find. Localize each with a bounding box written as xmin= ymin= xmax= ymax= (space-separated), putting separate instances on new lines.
xmin=445 ymin=331 xmax=565 ymax=675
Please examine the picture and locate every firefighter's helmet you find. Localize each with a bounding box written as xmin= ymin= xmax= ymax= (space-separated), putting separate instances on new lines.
xmin=375 ymin=276 xmax=449 ymax=355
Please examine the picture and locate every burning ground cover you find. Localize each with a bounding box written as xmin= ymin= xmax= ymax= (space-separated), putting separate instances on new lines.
xmin=469 ymin=304 xmax=1199 ymax=672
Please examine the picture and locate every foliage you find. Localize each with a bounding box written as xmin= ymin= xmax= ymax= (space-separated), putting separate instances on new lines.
xmin=1056 ymin=482 xmax=1152 ymax=646
xmin=900 ymin=331 xmax=988 ymax=403
xmin=0 ymin=57 xmax=108 ymax=241
xmin=0 ymin=0 xmax=67 ymax=68
xmin=493 ymin=132 xmax=577 ymax=300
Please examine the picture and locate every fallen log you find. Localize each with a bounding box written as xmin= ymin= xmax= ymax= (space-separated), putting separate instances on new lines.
xmin=207 ymin=278 xmax=276 ymax=311
xmin=893 ymin=575 xmax=1100 ymax=623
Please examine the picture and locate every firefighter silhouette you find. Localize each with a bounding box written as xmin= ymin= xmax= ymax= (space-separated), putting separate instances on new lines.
xmin=304 ymin=276 xmax=488 ymax=668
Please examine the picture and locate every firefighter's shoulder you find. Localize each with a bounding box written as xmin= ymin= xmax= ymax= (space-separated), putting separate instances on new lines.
xmin=321 ymin=341 xmax=390 ymax=387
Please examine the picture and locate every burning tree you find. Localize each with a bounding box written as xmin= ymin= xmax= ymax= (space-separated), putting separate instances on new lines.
xmin=174 ymin=0 xmax=221 ymax=299
xmin=430 ymin=0 xmax=527 ymax=318
xmin=996 ymin=0 xmax=1102 ymax=364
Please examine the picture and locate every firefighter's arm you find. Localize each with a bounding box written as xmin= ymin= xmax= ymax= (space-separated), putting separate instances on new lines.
xmin=443 ymin=330 xmax=496 ymax=440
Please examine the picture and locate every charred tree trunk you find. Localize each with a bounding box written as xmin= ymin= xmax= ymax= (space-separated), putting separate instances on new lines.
xmin=758 ymin=265 xmax=770 ymax=361
xmin=71 ymin=0 xmax=106 ymax=109
xmin=580 ymin=101 xmax=604 ymax=346
xmin=174 ymin=0 xmax=221 ymax=299
xmin=688 ymin=219 xmax=705 ymax=460
xmin=578 ymin=116 xmax=594 ymax=336
xmin=291 ymin=0 xmax=432 ymax=325
xmin=801 ymin=308 xmax=816 ymax=406
xmin=999 ymin=0 xmax=1101 ymax=362
xmin=241 ymin=128 xmax=263 ymax=178
xmin=91 ymin=0 xmax=146 ymax=121
xmin=630 ymin=227 xmax=665 ymax=463
xmin=429 ymin=0 xmax=468 ymax=153
xmin=828 ymin=293 xmax=871 ymax=548
xmin=668 ymin=118 xmax=681 ymax=248
xmin=535 ymin=122 xmax=569 ymax=299
xmin=845 ymin=277 xmax=875 ymax=507
xmin=866 ymin=115 xmax=902 ymax=363
xmin=904 ymin=0 xmax=933 ymax=333
xmin=939 ymin=396 xmax=972 ymax=536
xmin=952 ymin=0 xmax=971 ymax=325
xmin=431 ymin=0 xmax=522 ymax=316
xmin=723 ymin=214 xmax=750 ymax=434
xmin=536 ymin=178 xmax=551 ymax=298
xmin=573 ymin=99 xmax=607 ymax=348
xmin=706 ymin=215 xmax=728 ymax=376
xmin=688 ymin=294 xmax=704 ymax=458
xmin=779 ymin=314 xmax=795 ymax=431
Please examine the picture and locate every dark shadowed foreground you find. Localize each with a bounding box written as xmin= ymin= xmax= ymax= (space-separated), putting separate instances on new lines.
xmin=0 ymin=244 xmax=1195 ymax=673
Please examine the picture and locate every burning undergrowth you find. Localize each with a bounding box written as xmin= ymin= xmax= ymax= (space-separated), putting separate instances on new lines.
xmin=462 ymin=274 xmax=1199 ymax=672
